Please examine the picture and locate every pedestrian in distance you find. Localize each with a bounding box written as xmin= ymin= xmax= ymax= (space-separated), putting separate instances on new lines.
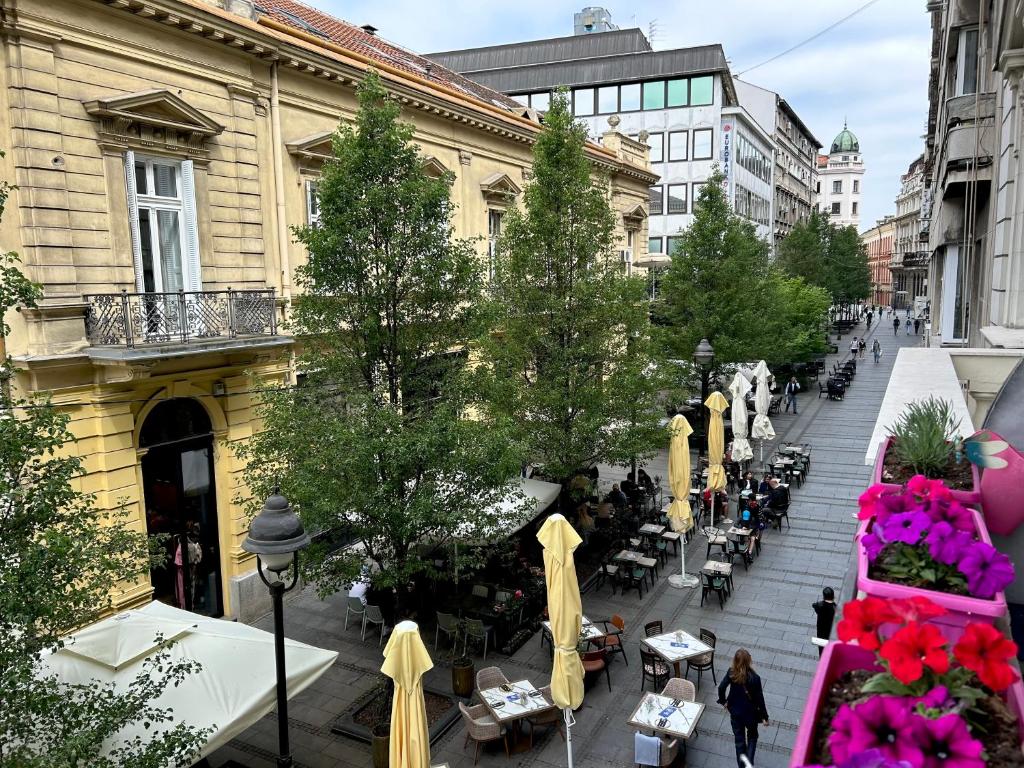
xmin=893 ymin=316 xmax=900 ymax=335
xmin=914 ymin=318 xmax=921 ymax=335
xmin=718 ymin=649 xmax=770 ymax=767
xmin=783 ymin=376 xmax=800 ymax=414
xmin=812 ymin=587 xmax=837 ymax=657
xmin=872 ymin=338 xmax=882 ymax=364
xmin=866 ymin=312 xmax=873 ymax=330
xmin=905 ymin=317 xmax=912 ymax=335
xmin=858 ymin=338 xmax=866 ymax=359
xmin=849 ymin=337 xmax=858 ymax=357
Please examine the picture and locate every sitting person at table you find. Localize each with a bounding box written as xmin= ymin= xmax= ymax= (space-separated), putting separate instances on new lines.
xmin=703 ymin=487 xmax=729 ymax=521
xmin=622 ymin=471 xmax=640 ymax=500
xmin=637 ymin=468 xmax=656 ymax=496
xmin=737 ymin=470 xmax=757 ymax=496
xmin=605 ymin=483 xmax=628 ymax=508
xmin=576 ymin=503 xmax=596 ymax=544
xmin=757 ymin=473 xmax=772 ymax=495
xmin=764 ymin=478 xmax=789 ymax=523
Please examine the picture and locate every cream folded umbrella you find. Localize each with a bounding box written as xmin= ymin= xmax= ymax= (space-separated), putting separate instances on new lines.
xmin=381 ymin=621 xmax=433 ymax=768
xmin=537 ymin=514 xmax=585 ymax=768
xmin=728 ymin=372 xmax=754 ymax=463
xmin=705 ymin=390 xmax=729 ymax=528
xmin=751 ymin=360 xmax=776 ymax=463
xmin=666 ymin=414 xmax=698 ymax=589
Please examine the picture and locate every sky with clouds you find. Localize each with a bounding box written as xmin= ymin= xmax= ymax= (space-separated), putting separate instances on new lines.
xmin=315 ymin=0 xmax=931 ymax=232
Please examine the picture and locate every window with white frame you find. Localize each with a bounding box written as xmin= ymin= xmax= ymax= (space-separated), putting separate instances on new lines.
xmin=306 ymin=180 xmax=321 ymax=226
xmin=668 ymin=131 xmax=688 ymax=162
xmin=487 ymin=209 xmax=503 ymax=280
xmin=692 ymin=129 xmax=712 ymax=160
xmin=125 ymin=152 xmax=200 ymax=294
xmin=832 ymin=180 xmax=842 ymax=194
xmin=955 ymin=27 xmax=979 ymax=96
xmin=853 ymin=179 xmax=860 ymax=194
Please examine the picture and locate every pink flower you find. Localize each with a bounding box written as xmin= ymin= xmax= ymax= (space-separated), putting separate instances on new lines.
xmin=881 ymin=511 xmax=930 ymax=546
xmin=906 ymin=475 xmax=930 ymax=498
xmin=957 ymin=541 xmax=1015 ymax=599
xmin=513 ymin=589 xmax=523 ymax=599
xmin=914 ymin=713 xmax=984 ymax=768
xmin=926 ymin=479 xmax=953 ymax=502
xmin=924 ymin=498 xmax=974 ymax=532
xmin=858 ymin=484 xmax=889 ymax=520
xmin=925 ymin=522 xmax=973 ymax=566
xmin=911 ymin=685 xmax=952 ymax=712
xmin=862 ymin=531 xmax=885 ymax=562
xmin=830 ymin=697 xmax=924 ymax=765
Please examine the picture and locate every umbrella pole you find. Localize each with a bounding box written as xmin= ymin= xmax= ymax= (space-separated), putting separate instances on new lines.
xmin=564 ymin=708 xmax=575 ymax=768
xmin=668 ymin=521 xmax=698 ymax=589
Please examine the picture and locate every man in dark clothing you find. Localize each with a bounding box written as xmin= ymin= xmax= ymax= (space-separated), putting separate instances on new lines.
xmin=783 ymin=376 xmax=800 ymax=414
xmin=893 ymin=316 xmax=900 ymax=335
xmin=605 ymin=483 xmax=627 ymax=508
xmin=812 ymin=587 xmax=837 ymax=657
xmin=914 ymin=318 xmax=921 ymax=335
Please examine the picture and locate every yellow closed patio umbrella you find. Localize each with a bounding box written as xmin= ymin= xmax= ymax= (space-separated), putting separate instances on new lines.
xmin=667 ymin=414 xmax=698 ymax=589
xmin=381 ymin=620 xmax=433 ymax=768
xmin=537 ymin=513 xmax=584 ymax=768
xmin=705 ymin=390 xmax=729 ymax=528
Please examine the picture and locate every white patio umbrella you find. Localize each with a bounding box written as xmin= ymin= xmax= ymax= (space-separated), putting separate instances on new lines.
xmin=728 ymin=372 xmax=753 ymax=464
xmin=39 ymin=601 xmax=338 ymax=764
xmin=751 ymin=360 xmax=776 ymax=463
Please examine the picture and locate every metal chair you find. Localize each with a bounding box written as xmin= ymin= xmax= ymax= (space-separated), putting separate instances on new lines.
xmin=459 ymin=702 xmax=508 ymax=765
xmin=644 ymin=620 xmax=663 ymax=638
xmin=639 ymin=646 xmax=671 ymax=691
xmin=589 ymin=614 xmax=627 ymax=666
xmin=476 ymin=666 xmax=509 ymax=692
xmin=344 ymin=596 xmax=365 ymax=631
xmin=526 ymin=685 xmax=564 ymax=746
xmin=463 ymin=618 xmax=494 ymax=659
xmin=581 ymin=648 xmax=611 ymax=691
xmin=361 ymin=604 xmax=386 ymax=645
xmin=699 ymin=571 xmax=727 ymax=609
xmin=685 ymin=629 xmax=718 ymax=691
xmin=594 ymin=556 xmax=619 ymax=595
xmin=661 ymin=677 xmax=697 ymax=702
xmin=435 ymin=611 xmax=461 ymax=650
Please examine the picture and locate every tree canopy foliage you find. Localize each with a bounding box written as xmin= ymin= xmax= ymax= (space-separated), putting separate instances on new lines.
xmin=237 ymin=73 xmax=520 ymax=600
xmin=777 ymin=209 xmax=871 ymax=305
xmin=476 ymin=91 xmax=663 ymax=480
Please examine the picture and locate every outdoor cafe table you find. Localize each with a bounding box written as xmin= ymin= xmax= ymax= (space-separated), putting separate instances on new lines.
xmin=479 ymin=679 xmax=554 ymax=753
xmin=639 ymin=523 xmax=666 ymax=536
xmin=628 ymin=693 xmax=705 ymax=741
xmin=614 ymin=549 xmax=643 ymax=564
xmin=642 ymin=629 xmax=713 ymax=677
xmin=542 ymin=615 xmax=605 ymax=644
xmin=702 ymin=559 xmax=734 ymax=594
xmin=727 ymin=526 xmax=752 ymax=537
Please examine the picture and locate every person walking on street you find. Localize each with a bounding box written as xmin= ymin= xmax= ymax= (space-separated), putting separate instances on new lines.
xmin=850 ymin=337 xmax=859 ymax=357
xmin=914 ymin=318 xmax=921 ymax=335
xmin=905 ymin=317 xmax=912 ymax=335
xmin=872 ymin=338 xmax=882 ymax=363
xmin=718 ymin=649 xmax=770 ymax=767
xmin=893 ymin=316 xmax=900 ymax=335
xmin=784 ymin=376 xmax=800 ymax=414
xmin=858 ymin=338 xmax=866 ymax=358
xmin=812 ymin=587 xmax=837 ymax=657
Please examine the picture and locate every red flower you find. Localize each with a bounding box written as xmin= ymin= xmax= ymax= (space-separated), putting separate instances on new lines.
xmin=837 ymin=597 xmax=898 ymax=651
xmin=953 ymin=623 xmax=1020 ymax=692
xmin=858 ymin=484 xmax=888 ymax=521
xmin=880 ymin=622 xmax=950 ymax=684
xmin=889 ymin=596 xmax=948 ymax=623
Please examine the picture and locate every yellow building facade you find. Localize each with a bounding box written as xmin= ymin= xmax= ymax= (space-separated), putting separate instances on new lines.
xmin=0 ymin=0 xmax=654 ymax=619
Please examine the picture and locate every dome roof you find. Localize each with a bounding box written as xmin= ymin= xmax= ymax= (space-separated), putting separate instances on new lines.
xmin=831 ymin=122 xmax=859 ymax=154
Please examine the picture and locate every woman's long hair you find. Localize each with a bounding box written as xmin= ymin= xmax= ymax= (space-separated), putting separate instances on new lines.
xmin=730 ymin=649 xmax=753 ymax=685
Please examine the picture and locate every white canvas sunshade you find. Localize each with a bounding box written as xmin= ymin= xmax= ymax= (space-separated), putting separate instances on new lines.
xmin=751 ymin=360 xmax=775 ymax=441
xmin=455 ymin=476 xmax=561 ymax=542
xmin=39 ymin=601 xmax=338 ymax=764
xmin=728 ymin=372 xmax=753 ymax=462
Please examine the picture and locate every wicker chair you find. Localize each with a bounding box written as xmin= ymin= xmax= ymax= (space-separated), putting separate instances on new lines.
xmin=476 ymin=666 xmax=509 ymax=693
xmin=459 ymin=702 xmax=508 ymax=765
xmin=661 ymin=677 xmax=696 ymax=702
xmin=685 ymin=628 xmax=718 ymax=691
xmin=635 ymin=733 xmax=680 ymax=767
xmin=526 ymin=685 xmax=565 ymax=747
xmin=639 ymin=646 xmax=671 ymax=691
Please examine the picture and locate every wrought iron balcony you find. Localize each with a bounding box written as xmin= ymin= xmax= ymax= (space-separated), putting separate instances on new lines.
xmin=84 ymin=289 xmax=277 ymax=348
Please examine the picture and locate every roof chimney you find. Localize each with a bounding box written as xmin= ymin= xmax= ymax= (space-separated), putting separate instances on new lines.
xmin=360 ymin=24 xmax=378 ymax=36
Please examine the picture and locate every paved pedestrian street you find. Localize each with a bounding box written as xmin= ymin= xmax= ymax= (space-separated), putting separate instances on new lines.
xmin=208 ymin=319 xmax=923 ymax=768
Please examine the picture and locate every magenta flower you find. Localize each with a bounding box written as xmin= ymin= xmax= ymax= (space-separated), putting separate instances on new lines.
xmin=914 ymin=713 xmax=984 ymax=768
xmin=829 ymin=697 xmax=924 ymax=765
xmin=925 ymin=498 xmax=974 ymax=532
xmin=911 ymin=685 xmax=952 ymax=712
xmin=862 ymin=531 xmax=886 ymax=562
xmin=906 ymin=475 xmax=931 ymax=498
xmin=957 ymin=541 xmax=1015 ymax=598
xmin=881 ymin=511 xmax=931 ymax=546
xmin=925 ymin=522 xmax=973 ymax=566
xmin=858 ymin=484 xmax=889 ymax=521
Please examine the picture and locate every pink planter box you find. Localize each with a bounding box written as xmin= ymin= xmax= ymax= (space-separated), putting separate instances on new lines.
xmin=871 ymin=436 xmax=980 ymax=505
xmin=790 ymin=642 xmax=1024 ymax=767
xmin=856 ymin=505 xmax=1008 ymax=640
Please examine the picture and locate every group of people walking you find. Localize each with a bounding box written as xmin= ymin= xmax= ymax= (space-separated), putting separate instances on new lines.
xmin=893 ymin=315 xmax=922 ymax=336
xmin=848 ymin=336 xmax=883 ymax=363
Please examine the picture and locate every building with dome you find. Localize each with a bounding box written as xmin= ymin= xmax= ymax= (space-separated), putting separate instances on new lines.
xmin=815 ymin=123 xmax=865 ymax=228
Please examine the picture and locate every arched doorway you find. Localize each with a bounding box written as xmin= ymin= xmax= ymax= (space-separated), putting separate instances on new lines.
xmin=140 ymin=397 xmax=223 ymax=617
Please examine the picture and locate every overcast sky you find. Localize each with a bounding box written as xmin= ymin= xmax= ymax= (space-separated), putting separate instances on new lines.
xmin=315 ymin=0 xmax=931 ymax=232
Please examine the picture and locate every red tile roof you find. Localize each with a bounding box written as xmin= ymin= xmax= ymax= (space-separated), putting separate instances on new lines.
xmin=255 ymin=0 xmax=523 ymax=111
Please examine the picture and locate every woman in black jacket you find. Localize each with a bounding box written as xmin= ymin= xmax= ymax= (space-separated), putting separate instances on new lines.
xmin=717 ymin=649 xmax=769 ymax=767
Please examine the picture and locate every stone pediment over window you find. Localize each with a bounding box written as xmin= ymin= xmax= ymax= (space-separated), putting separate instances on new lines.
xmin=286 ymin=131 xmax=336 ymax=167
xmin=623 ymin=203 xmax=648 ymax=228
xmin=421 ymin=155 xmax=451 ymax=179
xmin=480 ymin=172 xmax=522 ymax=207
xmin=83 ymin=90 xmax=224 ymax=158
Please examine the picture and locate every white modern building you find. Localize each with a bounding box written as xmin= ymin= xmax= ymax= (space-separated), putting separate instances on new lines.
xmin=815 ymin=124 xmax=866 ymax=229
xmin=428 ymin=19 xmax=776 ymax=268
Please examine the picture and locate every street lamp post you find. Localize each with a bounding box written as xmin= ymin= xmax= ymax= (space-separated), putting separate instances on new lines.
xmin=242 ymin=489 xmax=311 ymax=768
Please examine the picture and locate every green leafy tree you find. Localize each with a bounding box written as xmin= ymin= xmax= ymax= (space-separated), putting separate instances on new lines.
xmin=778 ymin=210 xmax=870 ymax=307
xmin=0 ymin=158 xmax=206 ymax=766
xmin=777 ymin=208 xmax=828 ymax=287
xmin=476 ymin=91 xmax=663 ymax=481
xmin=236 ymin=73 xmax=519 ymax=602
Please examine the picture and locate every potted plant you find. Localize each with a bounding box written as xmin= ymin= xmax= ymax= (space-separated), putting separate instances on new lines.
xmin=791 ymin=595 xmax=1024 ymax=767
xmin=873 ymin=397 xmax=979 ymax=502
xmin=451 ymin=653 xmax=474 ymax=699
xmin=855 ymin=476 xmax=1012 ymax=638
xmin=365 ymin=677 xmax=393 ymax=768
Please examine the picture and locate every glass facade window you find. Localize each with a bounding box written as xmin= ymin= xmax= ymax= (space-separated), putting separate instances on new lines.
xmin=693 ymin=128 xmax=713 ymax=160
xmin=531 ymin=91 xmax=550 ymax=112
xmin=690 ymin=76 xmax=713 ymax=105
xmin=956 ymin=27 xmax=979 ymax=96
xmin=573 ymin=87 xmax=595 ymax=116
xmin=649 ymin=185 xmax=663 ymax=215
xmin=620 ymin=82 xmax=641 ymax=111
xmin=666 ymin=78 xmax=688 ymax=107
xmin=647 ymin=132 xmax=663 ymax=163
xmin=832 ymin=180 xmax=842 ymax=194
xmin=692 ymin=182 xmax=706 ymax=208
xmin=831 ymin=202 xmax=841 ymax=215
xmin=734 ymin=184 xmax=771 ymax=226
xmin=736 ymin=134 xmax=771 ymax=182
xmin=511 ymin=94 xmax=528 ymax=106
xmin=667 ymin=184 xmax=687 ymax=214
xmin=668 ymin=131 xmax=688 ymax=161
xmin=666 ymin=236 xmax=684 ymax=255
xmin=598 ymin=85 xmax=618 ymax=113
xmin=642 ymin=80 xmax=665 ymax=110
xmin=648 ymin=236 xmax=663 ymax=254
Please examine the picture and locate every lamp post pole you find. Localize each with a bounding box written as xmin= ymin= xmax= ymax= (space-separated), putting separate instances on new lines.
xmin=243 ymin=489 xmax=310 ymax=768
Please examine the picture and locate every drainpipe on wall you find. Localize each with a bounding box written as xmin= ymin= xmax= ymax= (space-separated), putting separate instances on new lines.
xmin=270 ymin=61 xmax=291 ymax=305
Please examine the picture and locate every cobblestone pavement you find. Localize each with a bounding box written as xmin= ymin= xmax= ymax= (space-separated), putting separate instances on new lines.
xmin=208 ymin=318 xmax=923 ymax=768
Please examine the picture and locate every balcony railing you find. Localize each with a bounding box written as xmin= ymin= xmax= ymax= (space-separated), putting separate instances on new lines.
xmin=84 ymin=289 xmax=277 ymax=348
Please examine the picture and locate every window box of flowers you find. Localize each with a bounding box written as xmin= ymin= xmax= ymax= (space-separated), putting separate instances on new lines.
xmin=856 ymin=475 xmax=1011 ymax=639
xmin=791 ymin=596 xmax=1024 ymax=768
xmin=872 ymin=398 xmax=980 ymax=504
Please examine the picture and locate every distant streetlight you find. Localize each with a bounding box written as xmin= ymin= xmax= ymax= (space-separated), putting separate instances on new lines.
xmin=242 ymin=488 xmax=310 ymax=768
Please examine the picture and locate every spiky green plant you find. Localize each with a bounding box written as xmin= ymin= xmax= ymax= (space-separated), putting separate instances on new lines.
xmin=887 ymin=397 xmax=961 ymax=477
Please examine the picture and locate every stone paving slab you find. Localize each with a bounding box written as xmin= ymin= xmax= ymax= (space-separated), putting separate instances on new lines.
xmin=206 ymin=321 xmax=922 ymax=768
